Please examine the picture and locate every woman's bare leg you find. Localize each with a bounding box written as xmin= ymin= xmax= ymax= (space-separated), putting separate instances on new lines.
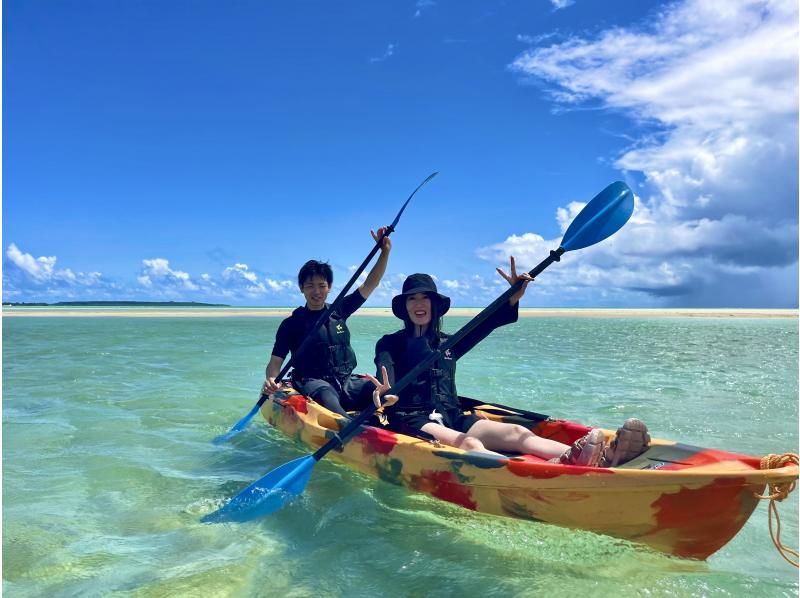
xmin=419 ymin=422 xmax=506 ymax=457
xmin=464 ymin=419 xmax=569 ymax=459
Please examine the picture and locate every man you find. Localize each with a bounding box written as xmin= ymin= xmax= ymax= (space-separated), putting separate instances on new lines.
xmin=262 ymin=227 xmax=391 ymax=416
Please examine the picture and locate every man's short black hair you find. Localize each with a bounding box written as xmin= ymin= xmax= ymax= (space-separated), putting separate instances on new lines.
xmin=298 ymin=260 xmax=333 ymax=289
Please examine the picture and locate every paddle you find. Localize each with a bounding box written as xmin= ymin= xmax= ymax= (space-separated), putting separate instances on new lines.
xmin=202 ymin=180 xmax=634 ymax=523
xmin=212 ymin=172 xmax=438 ymax=444
xmin=458 ymin=396 xmax=549 ymax=422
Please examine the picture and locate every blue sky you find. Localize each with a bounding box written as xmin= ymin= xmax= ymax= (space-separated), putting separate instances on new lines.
xmin=4 ymin=0 xmax=798 ymax=307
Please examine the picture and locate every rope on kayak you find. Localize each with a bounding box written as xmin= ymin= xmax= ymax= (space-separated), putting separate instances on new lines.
xmin=756 ymin=452 xmax=799 ymax=568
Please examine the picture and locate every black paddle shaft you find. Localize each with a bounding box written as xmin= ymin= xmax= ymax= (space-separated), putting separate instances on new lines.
xmin=312 ymin=247 xmax=565 ymax=461
xmin=256 ymin=173 xmax=438 ymax=411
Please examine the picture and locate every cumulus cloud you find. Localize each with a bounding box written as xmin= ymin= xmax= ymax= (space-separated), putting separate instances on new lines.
xmin=3 ymin=245 xmax=322 ymax=305
xmin=137 ymin=258 xmax=198 ymax=291
xmin=140 ymin=259 xmax=295 ymax=299
xmin=220 ymin=263 xmax=268 ymax=295
xmin=212 ymin=263 xmax=294 ymax=301
xmin=549 ymin=0 xmax=575 ymax=10
xmin=507 ymin=0 xmax=798 ymax=306
xmin=6 ymin=243 xmax=57 ymax=281
xmin=265 ymin=278 xmax=294 ymax=292
xmin=3 ymin=244 xmax=113 ymax=300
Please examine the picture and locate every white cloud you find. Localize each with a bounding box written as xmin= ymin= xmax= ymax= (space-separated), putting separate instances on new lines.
xmin=265 ymin=278 xmax=294 ymax=292
xmin=3 ymin=245 xmax=302 ymax=305
xmin=223 ymin=263 xmax=258 ymax=284
xmin=6 ymin=243 xmax=56 ymax=282
xmin=507 ymin=0 xmax=798 ymax=306
xmin=517 ymin=32 xmax=559 ymax=45
xmin=222 ymin=263 xmax=267 ymax=294
xmin=549 ymin=0 xmax=575 ymax=10
xmin=138 ymin=258 xmax=197 ymax=291
xmin=414 ymin=0 xmax=435 ymax=18
xmin=4 ymin=243 xmax=111 ymax=293
xmin=219 ymin=262 xmax=295 ymax=296
xmin=141 ymin=258 xmax=296 ymax=301
xmin=369 ymin=43 xmax=396 ymax=64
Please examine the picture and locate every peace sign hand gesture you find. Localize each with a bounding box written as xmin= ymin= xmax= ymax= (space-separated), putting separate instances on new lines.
xmin=496 ymin=256 xmax=534 ymax=306
xmin=365 ymin=366 xmax=399 ymax=410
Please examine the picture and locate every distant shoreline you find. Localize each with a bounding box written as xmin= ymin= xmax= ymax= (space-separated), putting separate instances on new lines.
xmin=3 ymin=307 xmax=797 ymax=318
xmin=2 ymin=301 xmax=228 ymax=307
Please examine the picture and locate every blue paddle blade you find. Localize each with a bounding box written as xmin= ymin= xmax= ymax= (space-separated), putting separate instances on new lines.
xmin=201 ymin=455 xmax=316 ymax=523
xmin=561 ymin=181 xmax=634 ymax=252
xmin=212 ymin=403 xmax=261 ymax=445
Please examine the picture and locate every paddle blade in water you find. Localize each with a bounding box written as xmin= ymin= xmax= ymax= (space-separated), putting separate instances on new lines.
xmin=212 ymin=401 xmax=263 ymax=444
xmin=561 ymin=181 xmax=634 ymax=252
xmin=201 ymin=455 xmax=316 ymax=523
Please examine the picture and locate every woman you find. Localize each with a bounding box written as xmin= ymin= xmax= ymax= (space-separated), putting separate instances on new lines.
xmin=367 ymin=258 xmax=649 ymax=467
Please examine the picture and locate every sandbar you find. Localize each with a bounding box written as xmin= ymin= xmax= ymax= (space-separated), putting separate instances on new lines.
xmin=2 ymin=307 xmax=797 ymax=318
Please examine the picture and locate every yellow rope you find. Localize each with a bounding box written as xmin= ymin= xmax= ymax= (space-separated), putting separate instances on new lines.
xmin=756 ymin=453 xmax=799 ymax=568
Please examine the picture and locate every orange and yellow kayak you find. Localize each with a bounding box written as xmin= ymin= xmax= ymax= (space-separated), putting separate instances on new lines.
xmin=261 ymin=390 xmax=798 ymax=560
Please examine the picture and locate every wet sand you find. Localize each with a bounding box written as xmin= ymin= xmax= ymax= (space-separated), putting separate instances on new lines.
xmin=3 ymin=307 xmax=797 ymax=318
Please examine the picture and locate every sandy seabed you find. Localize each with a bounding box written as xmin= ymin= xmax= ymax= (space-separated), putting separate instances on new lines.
xmin=3 ymin=307 xmax=797 ymax=318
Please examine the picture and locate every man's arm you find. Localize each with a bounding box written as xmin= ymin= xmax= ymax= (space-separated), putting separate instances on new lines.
xmin=262 ymin=355 xmax=285 ymax=395
xmin=264 ymin=315 xmax=291 ymax=395
xmin=358 ymin=226 xmax=392 ymax=300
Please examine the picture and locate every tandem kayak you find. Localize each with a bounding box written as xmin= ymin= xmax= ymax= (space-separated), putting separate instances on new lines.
xmin=260 ymin=389 xmax=798 ymax=560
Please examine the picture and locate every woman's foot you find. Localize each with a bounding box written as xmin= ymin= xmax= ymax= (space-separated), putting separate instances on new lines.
xmin=550 ymin=428 xmax=606 ymax=466
xmin=600 ymin=418 xmax=650 ymax=467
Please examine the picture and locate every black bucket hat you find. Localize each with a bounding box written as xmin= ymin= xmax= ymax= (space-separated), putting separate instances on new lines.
xmin=391 ymin=273 xmax=451 ymax=319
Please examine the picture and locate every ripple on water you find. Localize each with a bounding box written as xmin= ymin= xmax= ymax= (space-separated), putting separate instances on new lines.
xmin=3 ymin=315 xmax=797 ymax=596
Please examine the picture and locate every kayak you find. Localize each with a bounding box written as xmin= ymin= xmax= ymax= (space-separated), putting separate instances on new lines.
xmin=260 ymin=389 xmax=798 ymax=560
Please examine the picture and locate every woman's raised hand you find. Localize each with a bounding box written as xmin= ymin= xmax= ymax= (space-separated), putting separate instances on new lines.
xmin=496 ymin=255 xmax=534 ymax=305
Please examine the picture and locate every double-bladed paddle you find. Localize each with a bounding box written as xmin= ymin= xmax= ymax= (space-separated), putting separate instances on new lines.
xmin=212 ymin=172 xmax=438 ymax=444
xmin=458 ymin=396 xmax=549 ymax=422
xmin=202 ymin=180 xmax=634 ymax=522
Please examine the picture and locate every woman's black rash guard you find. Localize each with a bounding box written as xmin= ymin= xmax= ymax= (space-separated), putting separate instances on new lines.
xmin=374 ymin=302 xmax=519 ymax=429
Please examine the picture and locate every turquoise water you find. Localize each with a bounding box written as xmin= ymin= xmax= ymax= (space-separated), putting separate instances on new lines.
xmin=3 ymin=314 xmax=798 ymax=597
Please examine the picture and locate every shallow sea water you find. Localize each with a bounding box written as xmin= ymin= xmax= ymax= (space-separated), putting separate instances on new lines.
xmin=3 ymin=314 xmax=798 ymax=597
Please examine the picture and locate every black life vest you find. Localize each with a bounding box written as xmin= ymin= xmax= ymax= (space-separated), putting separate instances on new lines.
xmin=290 ymin=307 xmax=357 ymax=384
xmin=385 ymin=331 xmax=460 ymax=413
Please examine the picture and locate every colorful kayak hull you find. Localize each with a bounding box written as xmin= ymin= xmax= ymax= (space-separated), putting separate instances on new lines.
xmin=260 ymin=391 xmax=797 ymax=559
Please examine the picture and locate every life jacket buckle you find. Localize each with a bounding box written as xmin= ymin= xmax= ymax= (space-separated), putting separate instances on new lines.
xmin=428 ymin=409 xmax=444 ymax=426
